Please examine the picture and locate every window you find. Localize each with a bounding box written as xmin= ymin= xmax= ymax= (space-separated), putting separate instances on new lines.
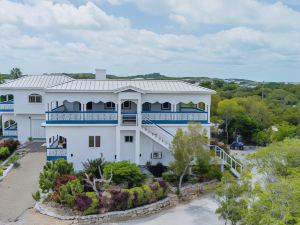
xmin=89 ymin=136 xmax=101 ymax=147
xmin=142 ymin=102 xmax=151 ymax=112
xmin=161 ymin=102 xmax=171 ymax=110
xmin=122 ymin=101 xmax=131 ymax=109
xmin=104 ymin=102 xmax=115 ymax=109
xmin=86 ymin=102 xmax=93 ymax=110
xmin=151 ymin=152 xmax=162 ymax=159
xmin=124 ymin=136 xmax=133 ymax=143
xmin=29 ymin=94 xmax=42 ymax=103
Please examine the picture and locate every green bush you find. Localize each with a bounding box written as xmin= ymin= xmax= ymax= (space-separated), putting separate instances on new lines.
xmin=103 ymin=161 xmax=145 ymax=188
xmin=128 ymin=187 xmax=145 ymax=206
xmin=32 ymin=190 xmax=41 ymax=201
xmin=0 ymin=167 xmax=3 ymax=176
xmin=82 ymin=157 xmax=106 ymax=178
xmin=0 ymin=147 xmax=10 ymax=160
xmin=1 ymin=139 xmax=20 ymax=153
xmin=39 ymin=159 xmax=74 ymax=192
xmin=6 ymin=154 xmax=21 ymax=167
xmin=162 ymin=171 xmax=177 ymax=183
xmin=57 ymin=179 xmax=84 ymax=208
xmin=142 ymin=184 xmax=154 ymax=203
xmin=207 ymin=165 xmax=222 ymax=181
xmin=83 ymin=192 xmax=99 ymax=215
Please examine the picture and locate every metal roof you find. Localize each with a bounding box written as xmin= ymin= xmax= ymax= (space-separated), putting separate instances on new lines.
xmin=46 ymin=79 xmax=215 ymax=94
xmin=0 ymin=75 xmax=73 ymax=89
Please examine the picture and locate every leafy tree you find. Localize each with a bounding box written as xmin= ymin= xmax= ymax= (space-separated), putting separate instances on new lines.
xmin=215 ymin=171 xmax=250 ymax=225
xmin=217 ymin=99 xmax=244 ymax=143
xmin=10 ymin=68 xmax=22 ymax=79
xmin=169 ymin=123 xmax=207 ymax=192
xmin=271 ymin=122 xmax=297 ymax=142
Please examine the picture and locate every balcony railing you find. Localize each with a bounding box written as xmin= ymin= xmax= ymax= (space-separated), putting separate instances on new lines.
xmin=47 ymin=147 xmax=67 ymax=161
xmin=141 ymin=111 xmax=208 ymax=124
xmin=0 ymin=100 xmax=14 ymax=112
xmin=46 ymin=111 xmax=118 ymax=124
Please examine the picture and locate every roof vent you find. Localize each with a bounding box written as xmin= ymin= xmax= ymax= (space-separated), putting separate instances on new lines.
xmin=95 ymin=69 xmax=106 ymax=80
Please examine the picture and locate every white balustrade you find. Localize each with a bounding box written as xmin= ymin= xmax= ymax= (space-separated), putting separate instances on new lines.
xmin=0 ymin=102 xmax=14 ymax=112
xmin=47 ymin=112 xmax=117 ymax=122
xmin=3 ymin=129 xmax=17 ymax=137
xmin=47 ymin=148 xmax=67 ymax=157
xmin=142 ymin=112 xmax=208 ymax=122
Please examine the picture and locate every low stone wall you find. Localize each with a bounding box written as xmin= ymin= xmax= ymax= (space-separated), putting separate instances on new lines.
xmin=35 ymin=195 xmax=178 ymax=224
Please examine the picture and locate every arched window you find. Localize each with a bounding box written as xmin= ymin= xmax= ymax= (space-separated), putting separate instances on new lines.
xmin=86 ymin=102 xmax=93 ymax=110
xmin=29 ymin=94 xmax=42 ymax=103
xmin=161 ymin=102 xmax=171 ymax=110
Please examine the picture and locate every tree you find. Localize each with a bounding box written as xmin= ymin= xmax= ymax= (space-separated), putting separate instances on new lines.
xmin=215 ymin=171 xmax=250 ymax=225
xmin=169 ymin=123 xmax=207 ymax=192
xmin=217 ymin=99 xmax=244 ymax=143
xmin=10 ymin=68 xmax=22 ymax=79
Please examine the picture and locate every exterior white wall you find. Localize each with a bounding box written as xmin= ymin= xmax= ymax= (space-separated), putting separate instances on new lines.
xmin=12 ymin=90 xmax=45 ymax=114
xmin=46 ymin=125 xmax=117 ymax=171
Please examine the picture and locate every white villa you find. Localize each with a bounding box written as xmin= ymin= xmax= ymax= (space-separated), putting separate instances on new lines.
xmin=0 ymin=69 xmax=215 ymax=170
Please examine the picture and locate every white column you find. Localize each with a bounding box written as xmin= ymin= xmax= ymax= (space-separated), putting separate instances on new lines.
xmin=135 ymin=129 xmax=140 ymax=165
xmin=116 ymin=127 xmax=121 ymax=162
xmin=117 ymin=99 xmax=122 ymax=126
xmin=207 ymin=104 xmax=210 ymax=123
xmin=136 ymin=99 xmax=142 ymax=127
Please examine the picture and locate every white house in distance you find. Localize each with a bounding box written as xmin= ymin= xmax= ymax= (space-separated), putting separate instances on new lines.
xmin=0 ymin=69 xmax=215 ymax=170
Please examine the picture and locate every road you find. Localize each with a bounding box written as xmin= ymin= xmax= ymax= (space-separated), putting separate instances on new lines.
xmin=0 ymin=142 xmax=46 ymax=223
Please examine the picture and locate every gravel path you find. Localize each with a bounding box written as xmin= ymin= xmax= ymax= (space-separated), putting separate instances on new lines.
xmin=0 ymin=143 xmax=46 ymax=223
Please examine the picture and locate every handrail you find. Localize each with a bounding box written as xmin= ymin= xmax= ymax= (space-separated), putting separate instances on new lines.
xmin=143 ymin=118 xmax=174 ymax=138
xmin=0 ymin=100 xmax=14 ymax=104
xmin=46 ymin=110 xmax=117 ymax=114
xmin=141 ymin=111 xmax=207 ymax=114
xmin=209 ymin=145 xmax=243 ymax=177
xmin=4 ymin=123 xmax=17 ymax=130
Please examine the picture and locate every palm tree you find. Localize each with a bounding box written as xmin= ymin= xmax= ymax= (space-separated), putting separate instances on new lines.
xmin=10 ymin=68 xmax=22 ymax=79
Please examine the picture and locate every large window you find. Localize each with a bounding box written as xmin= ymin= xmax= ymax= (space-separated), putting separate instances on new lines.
xmin=29 ymin=94 xmax=42 ymax=103
xmin=104 ymin=102 xmax=115 ymax=109
xmin=142 ymin=102 xmax=151 ymax=112
xmin=121 ymin=101 xmax=131 ymax=110
xmin=89 ymin=136 xmax=101 ymax=147
xmin=161 ymin=102 xmax=171 ymax=110
xmin=86 ymin=102 xmax=93 ymax=110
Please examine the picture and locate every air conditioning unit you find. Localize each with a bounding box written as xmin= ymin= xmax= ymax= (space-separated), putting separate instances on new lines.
xmin=151 ymin=152 xmax=162 ymax=159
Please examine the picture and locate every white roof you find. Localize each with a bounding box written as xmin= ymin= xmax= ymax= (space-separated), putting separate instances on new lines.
xmin=0 ymin=75 xmax=73 ymax=89
xmin=46 ymin=79 xmax=215 ymax=94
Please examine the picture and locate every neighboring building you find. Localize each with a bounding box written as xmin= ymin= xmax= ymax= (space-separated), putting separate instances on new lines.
xmin=0 ymin=70 xmax=215 ymax=170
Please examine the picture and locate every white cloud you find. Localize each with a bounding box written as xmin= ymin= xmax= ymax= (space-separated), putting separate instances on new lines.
xmin=130 ymin=0 xmax=300 ymax=30
xmin=0 ymin=0 xmax=299 ymax=81
xmin=0 ymin=0 xmax=130 ymax=30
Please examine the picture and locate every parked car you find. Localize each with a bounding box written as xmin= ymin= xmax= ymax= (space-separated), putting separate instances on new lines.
xmin=230 ymin=141 xmax=244 ymax=150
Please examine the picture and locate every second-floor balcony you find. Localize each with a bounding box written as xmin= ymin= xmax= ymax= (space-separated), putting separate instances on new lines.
xmin=0 ymin=100 xmax=14 ymax=112
xmin=46 ymin=101 xmax=209 ymax=125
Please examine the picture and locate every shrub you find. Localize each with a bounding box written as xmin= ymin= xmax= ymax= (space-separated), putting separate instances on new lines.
xmin=54 ymin=175 xmax=77 ymax=191
xmin=142 ymin=184 xmax=154 ymax=203
xmin=1 ymin=139 xmax=20 ymax=153
xmin=99 ymin=191 xmax=112 ymax=213
xmin=32 ymin=190 xmax=41 ymax=201
xmin=39 ymin=159 xmax=74 ymax=192
xmin=0 ymin=167 xmax=3 ymax=176
xmin=0 ymin=147 xmax=10 ymax=160
xmin=129 ymin=187 xmax=145 ymax=206
xmin=146 ymin=162 xmax=167 ymax=177
xmin=75 ymin=193 xmax=92 ymax=212
xmin=109 ymin=188 xmax=130 ymax=211
xmin=103 ymin=161 xmax=145 ymax=188
xmin=193 ymin=154 xmax=222 ymax=181
xmin=6 ymin=154 xmax=21 ymax=167
xmin=162 ymin=171 xmax=177 ymax=183
xmin=207 ymin=165 xmax=222 ymax=181
xmin=57 ymin=179 xmax=84 ymax=208
xmin=82 ymin=157 xmax=106 ymax=178
xmin=83 ymin=192 xmax=98 ymax=215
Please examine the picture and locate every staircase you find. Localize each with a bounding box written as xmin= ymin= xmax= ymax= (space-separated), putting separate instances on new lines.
xmin=141 ymin=119 xmax=243 ymax=178
xmin=141 ymin=119 xmax=174 ymax=149
xmin=209 ymin=145 xmax=243 ymax=178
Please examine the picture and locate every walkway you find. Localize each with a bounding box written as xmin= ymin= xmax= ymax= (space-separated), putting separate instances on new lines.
xmin=0 ymin=142 xmax=46 ymax=223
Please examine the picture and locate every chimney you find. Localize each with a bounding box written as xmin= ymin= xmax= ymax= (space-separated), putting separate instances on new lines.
xmin=95 ymin=69 xmax=106 ymax=80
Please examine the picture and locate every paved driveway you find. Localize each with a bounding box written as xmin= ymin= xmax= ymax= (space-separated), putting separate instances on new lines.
xmin=0 ymin=142 xmax=46 ymax=223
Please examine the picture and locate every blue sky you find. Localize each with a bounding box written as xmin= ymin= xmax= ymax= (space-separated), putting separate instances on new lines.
xmin=0 ymin=0 xmax=300 ymax=81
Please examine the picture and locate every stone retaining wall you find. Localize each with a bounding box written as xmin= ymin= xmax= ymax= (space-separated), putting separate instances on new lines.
xmin=35 ymin=195 xmax=178 ymax=224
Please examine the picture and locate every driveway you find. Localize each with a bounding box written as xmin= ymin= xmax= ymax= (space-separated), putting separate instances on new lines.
xmin=0 ymin=142 xmax=46 ymax=223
